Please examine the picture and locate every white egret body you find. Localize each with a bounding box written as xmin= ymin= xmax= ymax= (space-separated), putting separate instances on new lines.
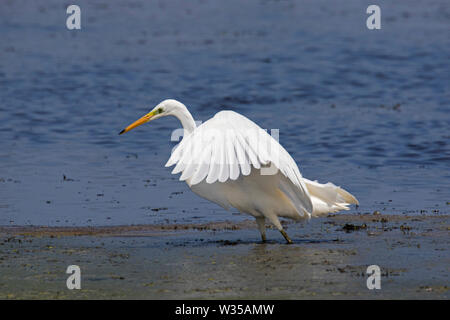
xmin=120 ymin=99 xmax=358 ymax=243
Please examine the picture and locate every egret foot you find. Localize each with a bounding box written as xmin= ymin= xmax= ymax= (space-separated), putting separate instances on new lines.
xmin=255 ymin=216 xmax=267 ymax=243
xmin=280 ymin=230 xmax=293 ymax=244
xmin=261 ymin=233 xmax=267 ymax=243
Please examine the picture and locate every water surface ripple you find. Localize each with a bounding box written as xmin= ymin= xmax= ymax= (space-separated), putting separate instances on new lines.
xmin=0 ymin=1 xmax=449 ymax=226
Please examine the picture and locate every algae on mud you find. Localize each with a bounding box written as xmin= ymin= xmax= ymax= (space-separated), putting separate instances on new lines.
xmin=0 ymin=214 xmax=448 ymax=299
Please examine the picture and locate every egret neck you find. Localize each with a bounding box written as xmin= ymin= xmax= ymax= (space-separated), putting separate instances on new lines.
xmin=168 ymin=100 xmax=197 ymax=137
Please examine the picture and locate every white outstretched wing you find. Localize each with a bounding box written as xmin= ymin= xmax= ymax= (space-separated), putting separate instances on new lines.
xmin=165 ymin=110 xmax=313 ymax=214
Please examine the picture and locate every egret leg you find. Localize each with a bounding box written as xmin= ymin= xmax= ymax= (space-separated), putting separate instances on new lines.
xmin=280 ymin=229 xmax=293 ymax=244
xmin=266 ymin=215 xmax=292 ymax=244
xmin=255 ymin=217 xmax=266 ymax=243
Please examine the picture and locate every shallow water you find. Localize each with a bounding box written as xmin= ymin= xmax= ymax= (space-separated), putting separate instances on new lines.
xmin=0 ymin=0 xmax=449 ymax=226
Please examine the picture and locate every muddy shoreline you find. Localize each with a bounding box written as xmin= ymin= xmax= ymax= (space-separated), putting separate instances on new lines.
xmin=1 ymin=213 xmax=447 ymax=234
xmin=0 ymin=214 xmax=448 ymax=299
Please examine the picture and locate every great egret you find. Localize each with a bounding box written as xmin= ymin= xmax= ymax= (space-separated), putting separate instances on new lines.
xmin=119 ymin=99 xmax=358 ymax=243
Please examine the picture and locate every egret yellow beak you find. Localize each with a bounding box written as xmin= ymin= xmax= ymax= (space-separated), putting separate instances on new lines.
xmin=119 ymin=111 xmax=155 ymax=135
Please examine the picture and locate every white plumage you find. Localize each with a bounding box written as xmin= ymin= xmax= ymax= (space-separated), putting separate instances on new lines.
xmin=119 ymin=99 xmax=359 ymax=243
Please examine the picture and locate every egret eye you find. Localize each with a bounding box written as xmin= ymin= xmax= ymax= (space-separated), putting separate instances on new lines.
xmin=157 ymin=108 xmax=163 ymax=114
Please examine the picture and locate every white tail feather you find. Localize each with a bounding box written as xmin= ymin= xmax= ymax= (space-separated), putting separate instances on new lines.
xmin=303 ymin=178 xmax=359 ymax=217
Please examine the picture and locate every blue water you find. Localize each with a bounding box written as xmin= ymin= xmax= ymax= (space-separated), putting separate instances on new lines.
xmin=0 ymin=0 xmax=449 ymax=226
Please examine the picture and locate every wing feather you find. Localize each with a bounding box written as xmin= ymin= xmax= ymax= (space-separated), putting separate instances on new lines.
xmin=218 ymin=134 xmax=229 ymax=183
xmin=234 ymin=135 xmax=251 ymax=176
xmin=187 ymin=144 xmax=212 ymax=185
xmin=226 ymin=135 xmax=240 ymax=180
xmin=206 ymin=132 xmax=221 ymax=184
xmin=166 ymin=110 xmax=313 ymax=214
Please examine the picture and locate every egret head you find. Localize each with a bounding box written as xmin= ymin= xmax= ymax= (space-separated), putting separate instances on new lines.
xmin=119 ymin=99 xmax=183 ymax=135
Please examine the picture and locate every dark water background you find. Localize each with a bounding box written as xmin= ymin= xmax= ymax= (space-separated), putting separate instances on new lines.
xmin=0 ymin=0 xmax=449 ymax=226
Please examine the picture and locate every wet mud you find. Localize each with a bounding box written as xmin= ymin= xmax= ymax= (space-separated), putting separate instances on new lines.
xmin=0 ymin=214 xmax=448 ymax=299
